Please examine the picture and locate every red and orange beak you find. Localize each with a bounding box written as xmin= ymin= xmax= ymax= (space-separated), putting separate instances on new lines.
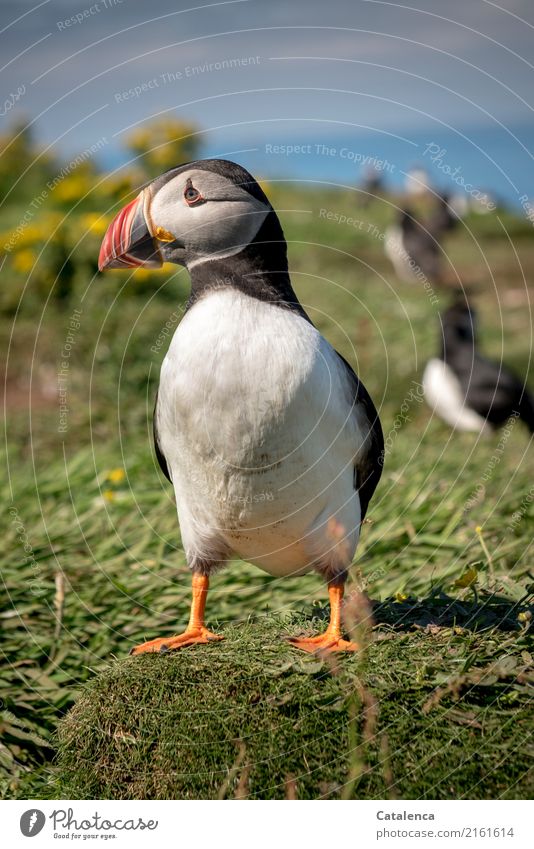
xmin=98 ymin=191 xmax=163 ymax=271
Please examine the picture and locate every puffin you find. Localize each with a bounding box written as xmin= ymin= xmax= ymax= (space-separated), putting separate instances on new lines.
xmin=384 ymin=195 xmax=457 ymax=285
xmin=360 ymin=165 xmax=384 ymax=208
xmin=98 ymin=159 xmax=384 ymax=654
xmin=423 ymin=297 xmax=534 ymax=433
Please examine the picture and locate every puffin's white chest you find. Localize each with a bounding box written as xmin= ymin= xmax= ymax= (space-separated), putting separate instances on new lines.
xmin=423 ymin=358 xmax=489 ymax=433
xmin=159 ymin=289 xmax=319 ymax=467
xmin=156 ymin=289 xmax=362 ymax=576
xmin=385 ymin=225 xmax=414 ymax=282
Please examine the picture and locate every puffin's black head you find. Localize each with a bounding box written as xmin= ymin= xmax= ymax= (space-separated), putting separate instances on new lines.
xmin=98 ymin=159 xmax=285 ymax=273
xmin=441 ymin=296 xmax=477 ymax=350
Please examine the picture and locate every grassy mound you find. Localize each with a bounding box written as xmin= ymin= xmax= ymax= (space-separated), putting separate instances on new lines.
xmin=54 ymin=609 xmax=533 ymax=800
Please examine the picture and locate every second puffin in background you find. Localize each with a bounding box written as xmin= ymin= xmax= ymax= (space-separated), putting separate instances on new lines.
xmin=423 ymin=296 xmax=534 ymax=434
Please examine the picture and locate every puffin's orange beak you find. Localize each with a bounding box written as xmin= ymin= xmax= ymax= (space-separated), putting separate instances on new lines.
xmin=98 ymin=192 xmax=162 ymax=271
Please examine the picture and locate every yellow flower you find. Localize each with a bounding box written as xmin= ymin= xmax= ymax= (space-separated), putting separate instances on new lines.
xmin=107 ymin=468 xmax=126 ymax=484
xmin=96 ymin=173 xmax=138 ymax=200
xmin=395 ymin=591 xmax=408 ymax=602
xmin=151 ymin=146 xmax=176 ymax=166
xmin=12 ymin=249 xmax=36 ymax=273
xmin=3 ymin=224 xmax=45 ymax=247
xmin=128 ymin=128 xmax=152 ymax=149
xmin=518 ymin=611 xmax=532 ymax=623
xmin=475 ymin=525 xmax=483 ymax=534
xmin=53 ymin=173 xmax=92 ymax=202
xmin=103 ymin=489 xmax=115 ymax=502
xmin=81 ymin=213 xmax=108 ymax=236
xmin=129 ymin=268 xmax=153 ymax=282
xmin=453 ymin=566 xmax=478 ymax=589
xmin=131 ymin=266 xmax=167 ymax=281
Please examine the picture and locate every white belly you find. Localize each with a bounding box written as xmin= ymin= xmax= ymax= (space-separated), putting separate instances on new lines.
xmin=156 ymin=289 xmax=364 ymax=577
xmin=423 ymin=358 xmax=489 ymax=433
xmin=385 ymin=225 xmax=415 ymax=282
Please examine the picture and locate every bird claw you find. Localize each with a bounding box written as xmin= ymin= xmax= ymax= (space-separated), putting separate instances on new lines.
xmin=129 ymin=628 xmax=223 ymax=655
xmin=287 ymin=633 xmax=359 ymax=654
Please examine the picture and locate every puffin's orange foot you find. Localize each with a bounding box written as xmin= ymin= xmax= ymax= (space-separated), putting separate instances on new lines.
xmin=287 ymin=632 xmax=358 ymax=654
xmin=130 ymin=627 xmax=223 ymax=655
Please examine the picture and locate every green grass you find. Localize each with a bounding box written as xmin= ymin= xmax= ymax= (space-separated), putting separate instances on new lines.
xmin=53 ymin=608 xmax=533 ymax=800
xmin=1 ymin=185 xmax=533 ymax=799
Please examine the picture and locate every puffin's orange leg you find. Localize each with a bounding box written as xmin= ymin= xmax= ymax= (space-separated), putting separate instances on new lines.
xmin=288 ymin=582 xmax=358 ymax=654
xmin=130 ymin=574 xmax=223 ymax=655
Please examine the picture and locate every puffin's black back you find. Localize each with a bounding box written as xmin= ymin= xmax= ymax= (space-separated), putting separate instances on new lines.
xmin=399 ymin=208 xmax=441 ymax=281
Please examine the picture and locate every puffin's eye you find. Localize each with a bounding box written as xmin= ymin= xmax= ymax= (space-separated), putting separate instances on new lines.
xmin=184 ymin=184 xmax=203 ymax=206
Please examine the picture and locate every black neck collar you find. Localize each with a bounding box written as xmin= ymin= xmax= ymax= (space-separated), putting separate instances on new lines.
xmin=185 ymin=211 xmax=311 ymax=322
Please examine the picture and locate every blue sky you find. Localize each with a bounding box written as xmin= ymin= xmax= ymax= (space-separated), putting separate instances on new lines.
xmin=2 ymin=0 xmax=534 ymax=202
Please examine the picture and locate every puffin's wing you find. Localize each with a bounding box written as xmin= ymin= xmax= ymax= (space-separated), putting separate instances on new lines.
xmin=463 ymin=355 xmax=534 ymax=427
xmin=335 ymin=351 xmax=384 ymax=521
xmin=153 ymin=390 xmax=172 ymax=482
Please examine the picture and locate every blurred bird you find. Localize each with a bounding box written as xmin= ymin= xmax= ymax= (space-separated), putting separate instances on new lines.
xmin=384 ymin=194 xmax=458 ymax=286
xmin=423 ymin=297 xmax=534 ymax=433
xmin=99 ymin=159 xmax=383 ymax=654
xmin=360 ymin=165 xmax=384 ymax=208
